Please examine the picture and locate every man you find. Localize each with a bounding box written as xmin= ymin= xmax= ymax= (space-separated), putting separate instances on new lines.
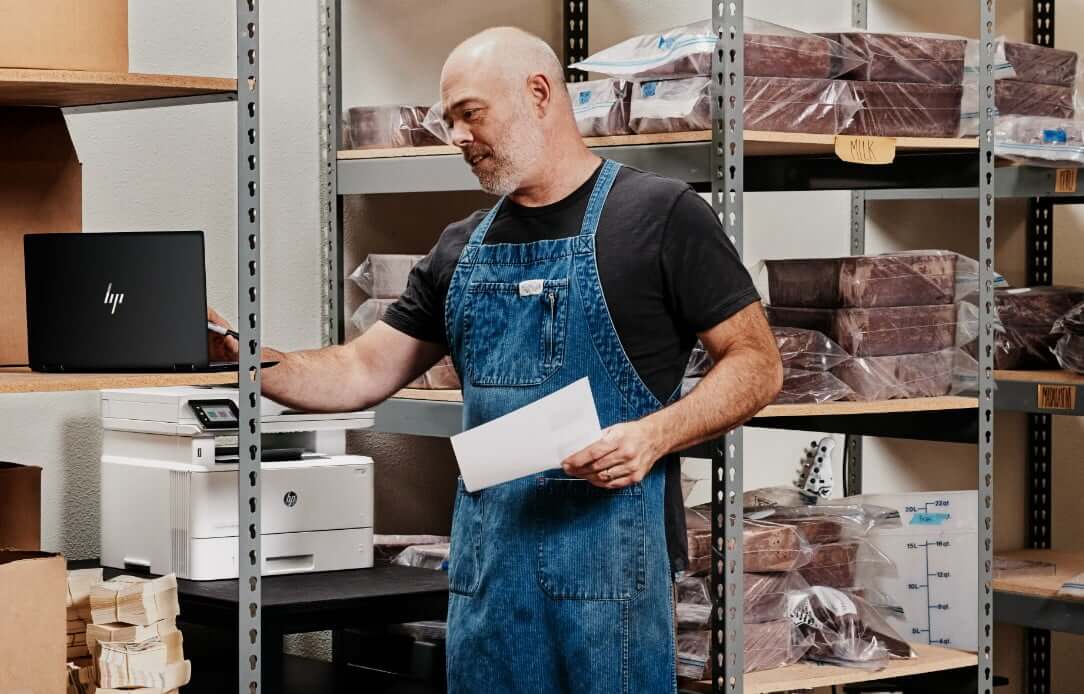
xmin=210 ymin=27 xmax=781 ymax=694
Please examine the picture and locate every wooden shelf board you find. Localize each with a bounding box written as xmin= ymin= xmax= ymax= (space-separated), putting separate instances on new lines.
xmin=0 ymin=368 xmax=237 ymax=394
xmin=757 ymin=395 xmax=977 ymax=418
xmin=994 ymin=549 xmax=1084 ymax=602
xmin=683 ymin=644 xmax=976 ymax=694
xmin=995 ymin=369 xmax=1084 ymax=386
xmin=339 ymin=130 xmax=979 ymax=161
xmin=0 ymin=69 xmax=236 ymax=108
xmin=393 ymin=388 xmax=464 ymax=402
xmin=387 ymin=390 xmax=976 ymax=417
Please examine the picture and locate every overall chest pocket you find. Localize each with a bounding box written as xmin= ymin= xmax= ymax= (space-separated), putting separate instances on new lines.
xmin=535 ymin=478 xmax=646 ymax=601
xmin=463 ymin=279 xmax=568 ymax=387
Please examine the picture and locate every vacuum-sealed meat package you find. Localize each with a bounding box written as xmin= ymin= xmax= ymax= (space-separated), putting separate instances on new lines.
xmin=788 ymin=586 xmax=915 ymax=668
xmin=572 ymin=18 xmax=865 ymax=81
xmin=832 ymin=348 xmax=956 ymax=400
xmin=628 ymin=76 xmax=860 ymax=135
xmin=994 ymin=115 xmax=1084 ymax=167
xmin=348 ymin=254 xmax=425 ymax=299
xmin=1053 ymin=301 xmax=1084 ymax=374
xmin=568 ymin=79 xmax=632 ymax=137
xmin=744 ymin=520 xmax=813 ymax=573
xmin=765 ymin=252 xmax=958 ymax=309
xmin=825 ymin=32 xmax=967 ymax=84
xmin=768 ymin=305 xmax=957 ymax=358
xmin=845 ymin=81 xmax=963 ymax=138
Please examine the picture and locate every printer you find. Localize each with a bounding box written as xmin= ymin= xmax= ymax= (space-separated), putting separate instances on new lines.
xmin=100 ymin=386 xmax=375 ymax=581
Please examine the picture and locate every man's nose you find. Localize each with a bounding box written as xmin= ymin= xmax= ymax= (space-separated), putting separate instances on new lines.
xmin=451 ymin=122 xmax=473 ymax=148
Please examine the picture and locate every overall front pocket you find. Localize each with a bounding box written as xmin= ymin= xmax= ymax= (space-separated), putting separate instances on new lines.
xmin=462 ymin=279 xmax=568 ymax=387
xmin=535 ymin=478 xmax=646 ymax=601
xmin=448 ymin=480 xmax=483 ymax=596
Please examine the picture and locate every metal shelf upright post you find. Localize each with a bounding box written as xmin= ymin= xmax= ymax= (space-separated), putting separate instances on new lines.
xmin=711 ymin=0 xmax=745 ymax=688
xmin=237 ymin=1 xmax=263 ymax=692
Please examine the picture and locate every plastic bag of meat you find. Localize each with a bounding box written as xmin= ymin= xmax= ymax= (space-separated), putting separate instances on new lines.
xmin=568 ymin=79 xmax=632 ymax=137
xmin=776 ymin=369 xmax=854 ymax=404
xmin=676 ymin=622 xmax=811 ymax=677
xmin=798 ymin=539 xmax=894 ymax=590
xmin=960 ymin=286 xmax=1084 ymax=369
xmin=768 ymin=305 xmax=957 ymax=358
xmin=571 ymin=18 xmax=865 ymax=80
xmin=832 ymin=348 xmax=957 ymax=401
xmin=765 ymin=252 xmax=959 ymax=309
xmin=960 ymin=80 xmax=1076 ymax=137
xmin=845 ymin=81 xmax=963 ymax=139
xmin=994 ymin=116 xmax=1084 ymax=167
xmin=676 ymin=571 xmax=811 ymax=625
xmin=773 ymin=328 xmax=851 ymax=371
xmin=1053 ymin=301 xmax=1084 ymax=374
xmin=342 ymin=105 xmax=440 ymax=149
xmin=825 ymin=32 xmax=968 ymax=84
xmin=628 ymin=76 xmax=860 ymax=136
xmin=787 ymin=586 xmax=915 ymax=669
xmin=752 ymin=502 xmax=902 ymax=541
xmin=1001 ymin=40 xmax=1078 ymax=87
xmin=348 ymin=254 xmax=425 ymax=299
xmin=685 ymin=509 xmax=814 ymax=575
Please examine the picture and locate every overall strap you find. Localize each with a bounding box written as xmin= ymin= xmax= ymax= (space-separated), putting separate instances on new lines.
xmin=465 ymin=198 xmax=506 ymax=248
xmin=578 ymin=159 xmax=621 ymax=238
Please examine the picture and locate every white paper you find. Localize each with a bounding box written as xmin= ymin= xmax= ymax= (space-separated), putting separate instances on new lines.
xmin=451 ymin=378 xmax=602 ymax=492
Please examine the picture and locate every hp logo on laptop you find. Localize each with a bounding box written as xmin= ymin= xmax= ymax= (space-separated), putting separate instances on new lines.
xmin=103 ymin=282 xmax=125 ymax=315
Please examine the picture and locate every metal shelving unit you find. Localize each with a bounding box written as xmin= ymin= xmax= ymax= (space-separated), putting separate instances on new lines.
xmin=0 ymin=4 xmax=260 ymax=693
xmin=323 ymin=1 xmax=1084 ymax=692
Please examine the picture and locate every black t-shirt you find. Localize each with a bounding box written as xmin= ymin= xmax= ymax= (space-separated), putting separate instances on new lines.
xmin=384 ymin=162 xmax=760 ymax=571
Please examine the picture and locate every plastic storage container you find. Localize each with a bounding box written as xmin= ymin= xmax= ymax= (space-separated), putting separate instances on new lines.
xmin=765 ymin=253 xmax=957 ymax=309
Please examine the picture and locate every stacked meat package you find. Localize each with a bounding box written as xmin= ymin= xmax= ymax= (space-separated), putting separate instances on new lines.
xmin=963 ymin=287 xmax=1084 ymax=369
xmin=341 ymin=105 xmax=444 ymax=149
xmin=678 ymin=500 xmax=913 ymax=679
xmin=569 ymin=18 xmax=866 ymax=136
xmin=763 ymin=251 xmax=973 ymax=403
xmin=349 ymin=254 xmax=460 ymax=389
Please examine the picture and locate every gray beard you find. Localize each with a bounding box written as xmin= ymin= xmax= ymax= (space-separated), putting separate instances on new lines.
xmin=475 ymin=116 xmax=545 ymax=196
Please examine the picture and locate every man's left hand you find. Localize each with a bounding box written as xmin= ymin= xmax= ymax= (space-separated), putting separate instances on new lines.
xmin=561 ymin=421 xmax=667 ymax=489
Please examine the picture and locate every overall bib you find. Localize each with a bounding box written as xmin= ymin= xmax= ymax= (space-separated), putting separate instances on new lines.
xmin=443 ymin=160 xmax=677 ymax=694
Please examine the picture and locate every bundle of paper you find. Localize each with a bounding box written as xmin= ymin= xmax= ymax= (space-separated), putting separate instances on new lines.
xmin=91 ymin=575 xmax=180 ymax=627
xmin=87 ymin=620 xmax=179 ymax=655
xmin=67 ymin=569 xmax=103 ymax=621
xmin=97 ymin=638 xmax=190 ymax=690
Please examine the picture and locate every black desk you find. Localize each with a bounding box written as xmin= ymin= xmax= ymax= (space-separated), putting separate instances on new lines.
xmin=71 ymin=561 xmax=449 ymax=693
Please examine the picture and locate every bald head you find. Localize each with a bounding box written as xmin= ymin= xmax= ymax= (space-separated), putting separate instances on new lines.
xmin=442 ymin=27 xmax=566 ymax=96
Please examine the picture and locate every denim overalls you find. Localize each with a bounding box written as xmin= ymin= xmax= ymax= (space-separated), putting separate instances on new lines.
xmin=443 ymin=160 xmax=676 ymax=693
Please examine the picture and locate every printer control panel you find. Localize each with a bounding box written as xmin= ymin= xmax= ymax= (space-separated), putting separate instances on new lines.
xmin=188 ymin=399 xmax=240 ymax=430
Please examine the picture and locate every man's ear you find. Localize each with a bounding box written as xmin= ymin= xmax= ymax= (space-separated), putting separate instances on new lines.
xmin=527 ymin=73 xmax=552 ymax=115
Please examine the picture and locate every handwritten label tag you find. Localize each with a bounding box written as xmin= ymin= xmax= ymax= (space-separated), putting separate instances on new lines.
xmin=834 ymin=135 xmax=897 ymax=165
xmin=1055 ymin=168 xmax=1078 ymax=194
xmin=1038 ymin=384 xmax=1075 ymax=411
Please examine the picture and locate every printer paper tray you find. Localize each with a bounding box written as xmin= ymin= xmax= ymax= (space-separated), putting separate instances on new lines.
xmin=181 ymin=528 xmax=374 ymax=581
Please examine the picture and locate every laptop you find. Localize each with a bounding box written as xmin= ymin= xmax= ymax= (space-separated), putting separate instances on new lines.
xmin=24 ymin=231 xmax=240 ymax=373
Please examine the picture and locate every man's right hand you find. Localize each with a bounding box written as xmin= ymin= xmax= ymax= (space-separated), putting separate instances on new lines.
xmin=207 ymin=307 xmax=240 ymax=362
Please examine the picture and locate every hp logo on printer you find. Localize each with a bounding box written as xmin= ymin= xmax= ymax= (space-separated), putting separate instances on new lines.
xmin=103 ymin=283 xmax=125 ymax=315
xmin=284 ymin=491 xmax=298 ymax=508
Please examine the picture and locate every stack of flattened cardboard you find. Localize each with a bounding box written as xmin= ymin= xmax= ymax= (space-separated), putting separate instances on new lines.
xmin=87 ymin=574 xmax=190 ymax=694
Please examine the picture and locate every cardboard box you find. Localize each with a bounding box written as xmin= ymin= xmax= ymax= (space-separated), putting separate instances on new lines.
xmin=0 ymin=463 xmax=41 ymax=550
xmin=0 ymin=108 xmax=82 ymax=365
xmin=0 ymin=551 xmax=66 ymax=694
xmin=0 ymin=0 xmax=128 ymax=72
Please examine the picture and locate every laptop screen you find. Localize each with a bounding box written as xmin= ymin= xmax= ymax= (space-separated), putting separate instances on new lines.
xmin=24 ymin=231 xmax=209 ymax=372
